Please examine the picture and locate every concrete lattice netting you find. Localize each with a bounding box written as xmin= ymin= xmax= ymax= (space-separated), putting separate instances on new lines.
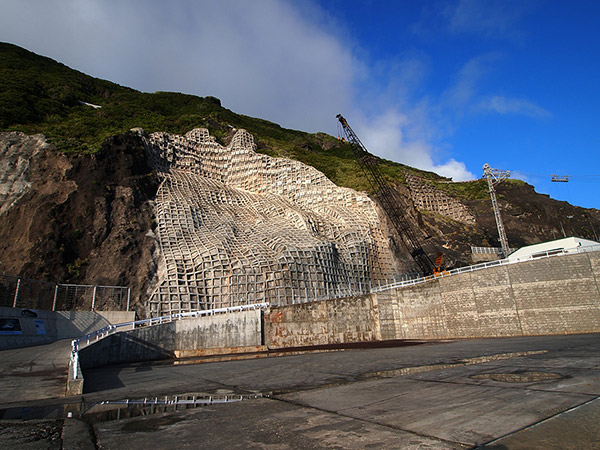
xmin=405 ymin=173 xmax=476 ymax=225
xmin=141 ymin=128 xmax=395 ymax=316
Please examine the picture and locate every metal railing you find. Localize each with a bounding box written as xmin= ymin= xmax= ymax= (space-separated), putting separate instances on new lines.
xmin=0 ymin=274 xmax=130 ymax=311
xmin=373 ymin=244 xmax=600 ymax=293
xmin=471 ymin=246 xmax=501 ymax=254
xmin=70 ymin=302 xmax=270 ymax=379
xmin=99 ymin=393 xmax=265 ymax=407
xmin=471 ymin=246 xmax=518 ymax=255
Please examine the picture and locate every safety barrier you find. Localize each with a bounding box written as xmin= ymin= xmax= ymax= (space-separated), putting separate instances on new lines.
xmin=70 ymin=302 xmax=270 ymax=380
xmin=0 ymin=274 xmax=130 ymax=311
xmin=373 ymin=244 xmax=600 ymax=293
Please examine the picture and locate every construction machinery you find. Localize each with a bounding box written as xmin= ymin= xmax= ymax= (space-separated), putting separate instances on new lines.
xmin=482 ymin=163 xmax=511 ymax=258
xmin=336 ymin=114 xmax=437 ymax=276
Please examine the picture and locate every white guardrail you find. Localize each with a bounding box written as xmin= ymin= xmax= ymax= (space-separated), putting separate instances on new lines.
xmin=372 ymin=244 xmax=600 ymax=293
xmin=70 ymin=302 xmax=270 ymax=380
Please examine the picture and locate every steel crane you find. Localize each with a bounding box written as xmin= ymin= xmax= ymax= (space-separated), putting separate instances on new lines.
xmin=336 ymin=114 xmax=436 ymax=276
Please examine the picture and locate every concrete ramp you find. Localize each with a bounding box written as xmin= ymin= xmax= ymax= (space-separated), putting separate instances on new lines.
xmin=0 ymin=339 xmax=72 ymax=404
xmin=0 ymin=307 xmax=134 ymax=350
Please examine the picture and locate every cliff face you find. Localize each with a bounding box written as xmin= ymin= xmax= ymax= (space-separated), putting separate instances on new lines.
xmin=0 ymin=131 xmax=158 ymax=308
xmin=1 ymin=130 xmax=599 ymax=315
xmin=0 ymin=129 xmax=400 ymax=316
xmin=402 ymin=175 xmax=600 ymax=267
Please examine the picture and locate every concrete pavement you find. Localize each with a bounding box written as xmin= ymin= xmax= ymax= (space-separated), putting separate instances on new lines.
xmin=0 ymin=339 xmax=72 ymax=404
xmin=0 ymin=334 xmax=599 ymax=448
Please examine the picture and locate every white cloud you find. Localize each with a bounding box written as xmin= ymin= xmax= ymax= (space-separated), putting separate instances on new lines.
xmin=509 ymin=170 xmax=529 ymax=182
xmin=478 ymin=96 xmax=552 ymax=119
xmin=441 ymin=53 xmax=500 ymax=112
xmin=0 ymin=0 xmax=475 ymax=181
xmin=0 ymin=0 xmax=354 ymax=133
xmin=439 ymin=56 xmax=551 ymax=122
xmin=351 ymin=110 xmax=475 ymax=181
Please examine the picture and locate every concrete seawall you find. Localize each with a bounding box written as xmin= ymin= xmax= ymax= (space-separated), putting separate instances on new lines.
xmin=266 ymin=251 xmax=600 ymax=347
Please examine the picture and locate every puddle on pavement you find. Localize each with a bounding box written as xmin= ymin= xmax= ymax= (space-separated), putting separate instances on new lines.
xmin=0 ymin=392 xmax=267 ymax=423
xmin=470 ymin=371 xmax=564 ymax=383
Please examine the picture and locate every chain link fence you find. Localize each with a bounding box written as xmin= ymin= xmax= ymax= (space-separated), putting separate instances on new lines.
xmin=0 ymin=274 xmax=130 ymax=311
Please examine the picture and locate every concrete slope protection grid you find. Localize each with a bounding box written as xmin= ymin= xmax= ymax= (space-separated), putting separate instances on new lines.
xmin=140 ymin=128 xmax=396 ymax=317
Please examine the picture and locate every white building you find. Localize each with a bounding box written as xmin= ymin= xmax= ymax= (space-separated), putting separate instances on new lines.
xmin=508 ymin=236 xmax=600 ymax=261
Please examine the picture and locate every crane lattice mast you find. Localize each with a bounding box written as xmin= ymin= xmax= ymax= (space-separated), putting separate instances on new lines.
xmin=337 ymin=114 xmax=435 ymax=276
xmin=483 ymin=163 xmax=511 ymax=258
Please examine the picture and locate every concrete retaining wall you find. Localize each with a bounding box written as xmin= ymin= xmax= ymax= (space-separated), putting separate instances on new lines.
xmin=265 ymin=294 xmax=381 ymax=349
xmin=79 ymin=309 xmax=263 ymax=369
xmin=0 ymin=307 xmax=135 ymax=350
xmin=265 ymin=251 xmax=600 ymax=346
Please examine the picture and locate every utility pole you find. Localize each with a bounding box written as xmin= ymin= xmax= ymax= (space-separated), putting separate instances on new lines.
xmin=483 ymin=163 xmax=511 ymax=258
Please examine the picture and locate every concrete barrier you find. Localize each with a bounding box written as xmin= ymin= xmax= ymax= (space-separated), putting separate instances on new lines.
xmin=265 ymin=294 xmax=381 ymax=349
xmin=79 ymin=309 xmax=263 ymax=369
xmin=265 ymin=251 xmax=600 ymax=347
xmin=0 ymin=307 xmax=135 ymax=350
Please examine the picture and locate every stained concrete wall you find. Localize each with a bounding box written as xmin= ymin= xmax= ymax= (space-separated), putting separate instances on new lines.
xmin=265 ymin=251 xmax=600 ymax=346
xmin=0 ymin=307 xmax=135 ymax=350
xmin=265 ymin=294 xmax=381 ymax=349
xmin=79 ymin=309 xmax=263 ymax=369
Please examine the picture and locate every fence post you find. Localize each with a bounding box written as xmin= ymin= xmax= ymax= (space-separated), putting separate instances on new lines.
xmin=91 ymin=286 xmax=97 ymax=311
xmin=52 ymin=285 xmax=58 ymax=311
xmin=12 ymin=278 xmax=21 ymax=308
xmin=126 ymin=288 xmax=131 ymax=311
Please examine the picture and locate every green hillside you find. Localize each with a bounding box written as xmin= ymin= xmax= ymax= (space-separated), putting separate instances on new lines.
xmin=0 ymin=42 xmax=454 ymax=193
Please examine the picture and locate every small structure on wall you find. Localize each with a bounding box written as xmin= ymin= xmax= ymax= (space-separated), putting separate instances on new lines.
xmin=508 ymin=236 xmax=600 ymax=261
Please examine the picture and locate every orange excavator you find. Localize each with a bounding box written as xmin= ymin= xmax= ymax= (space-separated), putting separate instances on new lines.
xmin=433 ymin=252 xmax=449 ymax=277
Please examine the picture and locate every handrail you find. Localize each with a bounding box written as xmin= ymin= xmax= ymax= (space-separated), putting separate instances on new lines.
xmin=70 ymin=302 xmax=270 ymax=379
xmin=373 ymin=244 xmax=600 ymax=293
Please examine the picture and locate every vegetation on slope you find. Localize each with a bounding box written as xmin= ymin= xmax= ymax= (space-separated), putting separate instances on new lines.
xmin=0 ymin=42 xmax=455 ymax=196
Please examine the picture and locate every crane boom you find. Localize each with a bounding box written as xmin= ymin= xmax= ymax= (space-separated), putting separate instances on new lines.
xmin=336 ymin=114 xmax=435 ymax=276
xmin=483 ymin=163 xmax=511 ymax=258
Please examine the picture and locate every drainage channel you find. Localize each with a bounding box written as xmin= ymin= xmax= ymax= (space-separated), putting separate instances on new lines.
xmin=0 ymin=393 xmax=268 ymax=423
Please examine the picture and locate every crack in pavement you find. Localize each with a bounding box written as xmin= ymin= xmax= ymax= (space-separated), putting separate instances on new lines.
xmin=270 ymin=395 xmax=471 ymax=449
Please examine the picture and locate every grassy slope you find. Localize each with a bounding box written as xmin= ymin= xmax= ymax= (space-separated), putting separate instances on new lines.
xmin=0 ymin=42 xmax=462 ymax=196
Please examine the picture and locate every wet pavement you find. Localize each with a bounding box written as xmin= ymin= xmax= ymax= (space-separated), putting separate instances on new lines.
xmin=0 ymin=334 xmax=599 ymax=448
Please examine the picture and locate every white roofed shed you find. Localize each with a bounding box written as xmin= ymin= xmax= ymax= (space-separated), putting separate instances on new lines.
xmin=507 ymin=236 xmax=600 ymax=261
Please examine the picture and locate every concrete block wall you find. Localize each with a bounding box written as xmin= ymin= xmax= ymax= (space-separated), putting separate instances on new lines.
xmin=265 ymin=251 xmax=600 ymax=345
xmin=381 ymin=251 xmax=600 ymax=339
xmin=510 ymin=253 xmax=600 ymax=335
xmin=79 ymin=321 xmax=176 ymax=368
xmin=175 ymin=310 xmax=263 ymax=350
xmin=265 ymin=294 xmax=381 ymax=349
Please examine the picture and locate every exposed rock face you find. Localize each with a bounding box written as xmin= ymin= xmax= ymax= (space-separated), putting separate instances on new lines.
xmin=0 ymin=132 xmax=158 ymax=311
xmin=0 ymin=133 xmax=53 ymax=215
xmin=141 ymin=128 xmax=396 ymax=316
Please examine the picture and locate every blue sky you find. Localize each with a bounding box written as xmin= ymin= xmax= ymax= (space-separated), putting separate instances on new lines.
xmin=1 ymin=0 xmax=599 ymax=209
